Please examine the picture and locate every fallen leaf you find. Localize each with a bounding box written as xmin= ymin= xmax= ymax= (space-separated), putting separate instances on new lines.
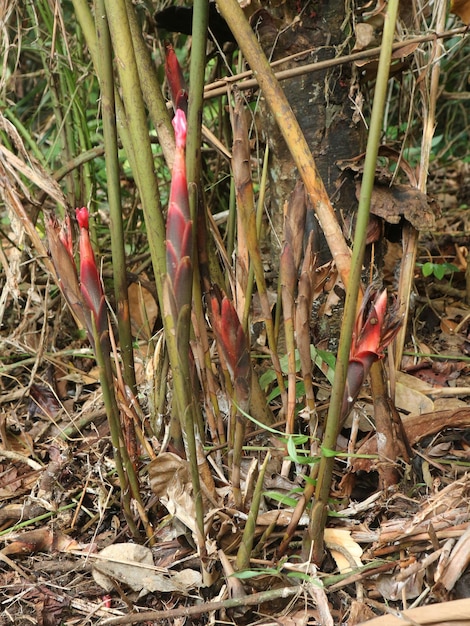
xmin=128 ymin=279 xmax=159 ymax=341
xmin=3 ymin=529 xmax=82 ymax=556
xmin=92 ymin=543 xmax=201 ymax=594
xmin=376 ymin=569 xmax=424 ymax=601
xmin=354 ymin=22 xmax=376 ymax=51
xmin=356 ymin=181 xmax=436 ymax=230
xmin=148 ymin=452 xmax=197 ymax=533
xmin=395 ymin=371 xmax=435 ymax=415
xmin=324 ymin=528 xmax=363 ymax=573
xmin=451 ymin=0 xmax=470 ymax=23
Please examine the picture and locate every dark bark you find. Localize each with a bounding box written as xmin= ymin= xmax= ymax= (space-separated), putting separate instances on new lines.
xmin=257 ymin=0 xmax=364 ymax=263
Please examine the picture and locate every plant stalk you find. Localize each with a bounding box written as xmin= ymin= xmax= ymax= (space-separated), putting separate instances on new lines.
xmin=215 ymin=0 xmax=352 ymax=287
xmin=95 ymin=0 xmax=137 ymax=397
xmin=309 ymin=0 xmax=400 ymax=564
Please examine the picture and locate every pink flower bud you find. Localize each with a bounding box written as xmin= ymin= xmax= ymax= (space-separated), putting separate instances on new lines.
xmin=76 ymin=207 xmax=106 ymax=334
xmin=164 ymin=42 xmax=188 ymax=113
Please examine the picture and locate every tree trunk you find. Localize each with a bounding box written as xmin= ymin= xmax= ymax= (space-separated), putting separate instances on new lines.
xmin=257 ymin=0 xmax=363 ymax=264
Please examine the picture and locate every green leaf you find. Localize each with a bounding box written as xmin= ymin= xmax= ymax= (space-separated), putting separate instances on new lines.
xmin=285 ymin=435 xmax=319 ymax=464
xmin=232 ymin=568 xmax=280 ymax=579
xmin=433 ymin=264 xmax=446 ymax=280
xmin=259 ymin=369 xmax=277 ymax=390
xmin=421 ymin=262 xmax=434 ymax=277
xmin=235 ymin=401 xmax=285 ymax=435
xmin=291 ymin=434 xmax=309 ymax=446
xmin=304 ymin=474 xmax=318 ymax=486
xmin=266 ymin=385 xmax=282 ymax=402
xmin=287 ymin=435 xmax=301 ymax=462
xmin=320 ymin=445 xmax=339 ymax=458
xmin=311 ymin=345 xmax=336 ymax=384
xmin=316 ymin=348 xmax=336 ymax=370
xmin=263 ymin=491 xmax=299 ymax=507
xmin=286 ymin=571 xmax=323 ymax=584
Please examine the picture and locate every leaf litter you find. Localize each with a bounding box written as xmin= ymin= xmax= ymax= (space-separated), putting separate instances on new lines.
xmin=2 ymin=183 xmax=470 ymax=625
xmin=2 ymin=4 xmax=470 ymax=626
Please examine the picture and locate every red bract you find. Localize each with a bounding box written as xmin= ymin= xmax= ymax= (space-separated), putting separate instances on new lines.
xmin=76 ymin=207 xmax=107 ymax=336
xmin=46 ymin=213 xmax=85 ymax=330
xmin=351 ymin=289 xmax=388 ymax=361
xmin=165 ymin=109 xmax=192 ymax=312
xmin=46 ymin=208 xmax=109 ymax=350
xmin=341 ymin=288 xmax=402 ymax=420
xmin=164 ymin=41 xmax=188 ymax=113
xmin=210 ymin=287 xmax=251 ymax=405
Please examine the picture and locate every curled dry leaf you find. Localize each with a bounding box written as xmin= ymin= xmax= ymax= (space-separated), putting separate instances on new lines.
xmin=356 ymin=181 xmax=437 ymax=231
xmin=357 ymin=598 xmax=470 ymax=625
xmin=434 ymin=525 xmax=470 ymax=593
xmin=3 ymin=529 xmax=82 ymax=556
xmin=306 ymin=581 xmax=334 ymax=626
xmin=324 ymin=528 xmax=363 ymax=574
xmin=354 ymin=22 xmax=377 ymax=51
xmin=148 ymin=452 xmax=196 ymax=533
xmin=92 ymin=543 xmax=201 ymax=594
xmin=376 ymin=569 xmax=424 ymax=601
xmin=283 ymin=180 xmax=307 ymax=272
xmin=395 ymin=371 xmax=435 ymax=415
xmin=127 ymin=279 xmax=159 ymax=341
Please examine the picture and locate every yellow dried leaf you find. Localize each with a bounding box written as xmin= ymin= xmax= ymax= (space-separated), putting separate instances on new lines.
xmin=324 ymin=528 xmax=363 ymax=574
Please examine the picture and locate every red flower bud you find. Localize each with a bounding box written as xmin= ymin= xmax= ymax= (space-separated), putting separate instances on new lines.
xmin=46 ymin=213 xmax=85 ymax=330
xmin=164 ymin=42 xmax=188 ymax=113
xmin=76 ymin=207 xmax=107 ymax=336
xmin=342 ymin=288 xmax=402 ymax=420
xmin=210 ymin=288 xmax=251 ymax=384
xmin=165 ymin=110 xmax=192 ymax=312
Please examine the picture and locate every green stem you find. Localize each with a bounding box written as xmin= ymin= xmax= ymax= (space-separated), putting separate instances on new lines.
xmin=242 ymin=144 xmax=269 ymax=331
xmin=103 ymin=0 xmax=208 ymax=560
xmin=96 ymin=0 xmax=137 ymax=395
xmin=310 ymin=0 xmax=400 ymax=563
xmin=186 ymin=0 xmax=209 ymax=193
xmin=92 ymin=324 xmax=140 ymax=540
xmin=125 ymin=0 xmax=175 ymax=169
xmin=103 ymin=0 xmax=166 ymax=302
xmin=71 ymin=0 xmax=133 ymax=168
xmin=236 ymin=452 xmax=270 ymax=570
xmin=182 ymin=0 xmax=210 ymax=559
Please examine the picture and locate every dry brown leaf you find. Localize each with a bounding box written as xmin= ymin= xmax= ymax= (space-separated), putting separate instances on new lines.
xmin=3 ymin=529 xmax=82 ymax=556
xmin=434 ymin=525 xmax=470 ymax=592
xmin=0 ymin=142 xmax=67 ymax=207
xmin=395 ymin=371 xmax=435 ymax=415
xmin=306 ymin=581 xmax=334 ymax=626
xmin=375 ymin=569 xmax=424 ymax=601
xmin=354 ymin=23 xmax=377 ymax=51
xmin=218 ymin=549 xmax=246 ymax=600
xmin=352 ymin=408 xmax=470 ymax=472
xmin=148 ymin=452 xmax=197 ymax=533
xmin=349 ymin=600 xmax=377 ymax=626
xmin=283 ymin=180 xmax=307 ymax=272
xmin=128 ymin=279 xmax=159 ymax=341
xmin=451 ymin=0 xmax=470 ymax=23
xmin=275 ymin=609 xmax=319 ymax=626
xmin=257 ymin=509 xmax=309 ymax=527
xmin=357 ymin=182 xmax=436 ymax=230
xmin=92 ymin=543 xmax=201 ymax=594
